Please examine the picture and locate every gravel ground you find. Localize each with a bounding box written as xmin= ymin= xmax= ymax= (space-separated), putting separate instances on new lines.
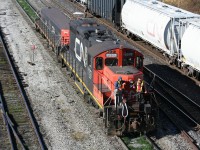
xmin=153 ymin=112 xmax=192 ymax=150
xmin=0 ymin=0 xmax=125 ymax=149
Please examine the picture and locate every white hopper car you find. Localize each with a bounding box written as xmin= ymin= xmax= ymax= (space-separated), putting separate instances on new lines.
xmin=121 ymin=0 xmax=200 ymax=78
xmin=181 ymin=20 xmax=200 ymax=76
xmin=121 ymin=0 xmax=198 ymax=57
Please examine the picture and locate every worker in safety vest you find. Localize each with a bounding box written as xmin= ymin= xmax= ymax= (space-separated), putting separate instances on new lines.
xmin=114 ymin=76 xmax=123 ymax=90
xmin=114 ymin=76 xmax=125 ymax=107
xmin=135 ymin=78 xmax=146 ymax=101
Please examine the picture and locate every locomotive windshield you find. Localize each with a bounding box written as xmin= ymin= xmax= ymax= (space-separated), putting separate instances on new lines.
xmin=123 ymin=51 xmax=134 ymax=66
xmin=105 ymin=58 xmax=118 ymax=66
xmin=123 ymin=57 xmax=134 ymax=66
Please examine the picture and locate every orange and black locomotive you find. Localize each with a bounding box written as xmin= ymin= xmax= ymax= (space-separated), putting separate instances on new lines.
xmin=35 ymin=7 xmax=157 ymax=135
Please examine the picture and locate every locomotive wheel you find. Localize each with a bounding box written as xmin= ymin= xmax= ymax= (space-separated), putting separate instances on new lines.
xmin=92 ymin=102 xmax=99 ymax=109
xmin=66 ymin=66 xmax=69 ymax=71
xmin=84 ymin=94 xmax=92 ymax=104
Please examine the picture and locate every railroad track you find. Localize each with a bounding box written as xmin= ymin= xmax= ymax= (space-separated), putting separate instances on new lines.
xmin=158 ymin=102 xmax=199 ymax=150
xmin=144 ymin=68 xmax=200 ymax=149
xmin=0 ymin=28 xmax=45 ymax=149
xmin=145 ymin=67 xmax=200 ymax=126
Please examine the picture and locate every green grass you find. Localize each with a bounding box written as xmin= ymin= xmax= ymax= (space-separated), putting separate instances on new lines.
xmin=17 ymin=0 xmax=38 ymax=22
xmin=122 ymin=136 xmax=153 ymax=150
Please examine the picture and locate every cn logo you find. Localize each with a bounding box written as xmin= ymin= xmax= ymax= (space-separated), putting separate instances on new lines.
xmin=75 ymin=38 xmax=88 ymax=67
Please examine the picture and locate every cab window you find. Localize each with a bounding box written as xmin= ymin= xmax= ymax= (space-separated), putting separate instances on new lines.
xmin=136 ymin=56 xmax=143 ymax=69
xmin=105 ymin=58 xmax=118 ymax=66
xmin=95 ymin=57 xmax=103 ymax=70
xmin=123 ymin=57 xmax=134 ymax=66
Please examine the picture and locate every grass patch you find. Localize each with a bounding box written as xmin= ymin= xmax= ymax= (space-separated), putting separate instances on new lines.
xmin=16 ymin=0 xmax=38 ymax=22
xmin=122 ymin=136 xmax=153 ymax=150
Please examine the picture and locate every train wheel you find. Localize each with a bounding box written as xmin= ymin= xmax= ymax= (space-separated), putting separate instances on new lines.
xmin=165 ymin=57 xmax=173 ymax=65
xmin=92 ymin=102 xmax=99 ymax=109
xmin=194 ymin=71 xmax=200 ymax=80
xmin=66 ymin=66 xmax=69 ymax=71
xmin=182 ymin=67 xmax=189 ymax=75
xmin=84 ymin=94 xmax=91 ymax=104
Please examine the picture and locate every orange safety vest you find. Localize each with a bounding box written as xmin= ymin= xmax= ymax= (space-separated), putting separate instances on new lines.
xmin=136 ymin=81 xmax=144 ymax=92
xmin=118 ymin=80 xmax=122 ymax=87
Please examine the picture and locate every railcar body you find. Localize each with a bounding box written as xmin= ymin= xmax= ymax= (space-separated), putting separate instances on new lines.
xmin=121 ymin=0 xmax=199 ymax=57
xmin=35 ymin=7 xmax=70 ymax=49
xmin=180 ymin=20 xmax=200 ymax=77
xmin=87 ymin=0 xmax=125 ymax=26
xmin=36 ymin=7 xmax=157 ymax=135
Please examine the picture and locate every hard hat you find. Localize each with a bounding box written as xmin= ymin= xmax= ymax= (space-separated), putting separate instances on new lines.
xmin=118 ymin=76 xmax=122 ymax=80
xmin=138 ymin=78 xmax=141 ymax=81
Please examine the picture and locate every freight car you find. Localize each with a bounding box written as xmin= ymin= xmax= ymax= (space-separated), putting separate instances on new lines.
xmin=87 ymin=0 xmax=126 ymax=26
xmin=83 ymin=0 xmax=200 ymax=80
xmin=180 ymin=19 xmax=200 ymax=78
xmin=35 ymin=7 xmax=157 ymax=135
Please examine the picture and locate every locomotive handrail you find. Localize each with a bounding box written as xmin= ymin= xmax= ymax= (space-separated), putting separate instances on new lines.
xmin=96 ymin=71 xmax=113 ymax=91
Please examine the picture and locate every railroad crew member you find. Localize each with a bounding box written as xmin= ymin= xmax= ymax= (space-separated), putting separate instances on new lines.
xmin=135 ymin=78 xmax=147 ymax=101
xmin=129 ymin=79 xmax=135 ymax=99
xmin=114 ymin=76 xmax=125 ymax=107
xmin=129 ymin=79 xmax=135 ymax=89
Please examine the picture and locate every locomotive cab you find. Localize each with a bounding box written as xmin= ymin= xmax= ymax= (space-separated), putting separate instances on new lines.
xmin=93 ymin=46 xmax=144 ymax=104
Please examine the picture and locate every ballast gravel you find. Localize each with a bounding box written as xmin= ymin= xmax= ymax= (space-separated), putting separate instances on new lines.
xmin=0 ymin=0 xmax=124 ymax=149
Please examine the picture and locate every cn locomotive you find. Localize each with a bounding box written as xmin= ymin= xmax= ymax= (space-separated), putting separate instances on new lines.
xmin=35 ymin=7 xmax=157 ymax=135
xmin=81 ymin=0 xmax=200 ymax=81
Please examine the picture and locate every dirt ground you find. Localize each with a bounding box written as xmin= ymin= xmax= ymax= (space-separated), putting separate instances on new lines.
xmin=163 ymin=0 xmax=200 ymax=14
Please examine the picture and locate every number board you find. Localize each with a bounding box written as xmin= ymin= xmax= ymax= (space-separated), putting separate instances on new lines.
xmin=106 ymin=53 xmax=117 ymax=58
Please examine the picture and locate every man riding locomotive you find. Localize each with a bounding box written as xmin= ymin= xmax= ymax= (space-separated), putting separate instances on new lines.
xmin=114 ymin=77 xmax=147 ymax=104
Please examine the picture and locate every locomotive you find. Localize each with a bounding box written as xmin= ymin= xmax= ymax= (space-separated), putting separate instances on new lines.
xmin=35 ymin=7 xmax=157 ymax=135
xmin=81 ymin=0 xmax=200 ymax=80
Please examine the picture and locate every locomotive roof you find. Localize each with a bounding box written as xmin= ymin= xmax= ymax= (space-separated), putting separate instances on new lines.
xmin=129 ymin=0 xmax=200 ymax=18
xmin=41 ymin=7 xmax=70 ymax=29
xmin=88 ymin=40 xmax=134 ymax=57
xmin=71 ymin=18 xmax=138 ymax=57
xmin=70 ymin=18 xmax=97 ymax=28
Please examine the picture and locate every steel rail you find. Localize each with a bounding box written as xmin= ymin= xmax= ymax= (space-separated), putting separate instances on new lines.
xmin=0 ymin=86 xmax=14 ymax=150
xmin=0 ymin=26 xmax=45 ymax=150
xmin=144 ymin=134 xmax=161 ymax=150
xmin=144 ymin=67 xmax=200 ymax=110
